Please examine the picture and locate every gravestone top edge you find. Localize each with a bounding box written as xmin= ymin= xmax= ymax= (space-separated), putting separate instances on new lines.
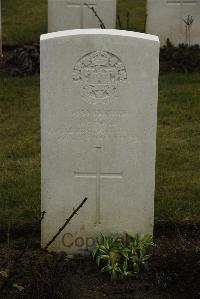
xmin=40 ymin=29 xmax=160 ymax=43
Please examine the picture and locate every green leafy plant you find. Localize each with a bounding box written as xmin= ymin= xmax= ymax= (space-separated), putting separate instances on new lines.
xmin=92 ymin=233 xmax=154 ymax=281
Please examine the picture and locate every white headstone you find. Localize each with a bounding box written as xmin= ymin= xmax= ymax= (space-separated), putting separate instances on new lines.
xmin=41 ymin=29 xmax=159 ymax=254
xmin=48 ymin=0 xmax=116 ymax=32
xmin=146 ymin=0 xmax=200 ymax=46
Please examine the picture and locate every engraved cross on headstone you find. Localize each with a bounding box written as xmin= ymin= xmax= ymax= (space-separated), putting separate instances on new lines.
xmin=67 ymin=1 xmax=96 ymax=28
xmin=74 ymin=147 xmax=123 ymax=224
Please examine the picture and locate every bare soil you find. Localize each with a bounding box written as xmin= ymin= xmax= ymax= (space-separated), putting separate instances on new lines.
xmin=0 ymin=223 xmax=199 ymax=298
xmin=0 ymin=45 xmax=40 ymax=76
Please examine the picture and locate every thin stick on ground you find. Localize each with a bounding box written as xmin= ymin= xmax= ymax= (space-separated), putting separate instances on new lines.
xmin=117 ymin=15 xmax=122 ymax=30
xmin=84 ymin=3 xmax=106 ymax=29
xmin=44 ymin=197 xmax=88 ymax=250
xmin=41 ymin=211 xmax=46 ymax=222
xmin=126 ymin=12 xmax=130 ymax=31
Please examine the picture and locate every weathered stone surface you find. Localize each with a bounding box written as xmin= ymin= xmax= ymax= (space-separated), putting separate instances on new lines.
xmin=41 ymin=29 xmax=159 ymax=253
xmin=48 ymin=0 xmax=116 ymax=32
xmin=146 ymin=0 xmax=200 ymax=46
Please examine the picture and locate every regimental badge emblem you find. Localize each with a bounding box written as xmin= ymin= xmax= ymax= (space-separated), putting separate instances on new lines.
xmin=72 ymin=51 xmax=127 ymax=104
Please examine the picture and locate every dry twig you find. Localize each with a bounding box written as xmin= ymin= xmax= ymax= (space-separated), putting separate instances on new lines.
xmin=84 ymin=3 xmax=106 ymax=29
xmin=44 ymin=197 xmax=88 ymax=250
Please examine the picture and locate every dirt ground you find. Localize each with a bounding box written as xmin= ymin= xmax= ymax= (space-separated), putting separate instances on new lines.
xmin=0 ymin=45 xmax=40 ymax=76
xmin=0 ymin=223 xmax=199 ymax=298
xmin=0 ymin=48 xmax=17 ymax=75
